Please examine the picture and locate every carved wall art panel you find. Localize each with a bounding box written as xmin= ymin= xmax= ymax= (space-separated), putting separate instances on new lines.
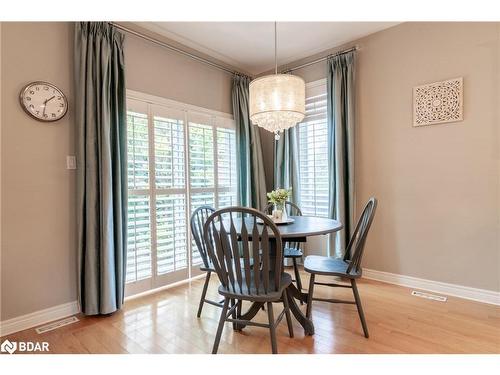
xmin=413 ymin=77 xmax=463 ymax=127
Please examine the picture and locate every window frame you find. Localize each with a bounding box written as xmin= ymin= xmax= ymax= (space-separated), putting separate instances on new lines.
xmin=125 ymin=90 xmax=237 ymax=297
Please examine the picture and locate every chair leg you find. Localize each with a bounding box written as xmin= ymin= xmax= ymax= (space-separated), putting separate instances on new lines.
xmin=282 ymin=289 xmax=294 ymax=338
xmin=212 ymin=298 xmax=230 ymax=354
xmin=236 ymin=300 xmax=242 ymax=319
xmin=292 ymin=258 xmax=303 ymax=304
xmin=266 ymin=302 xmax=278 ymax=354
xmin=239 ymin=300 xmax=246 ymax=331
xmin=306 ymin=274 xmax=315 ymax=319
xmin=197 ymin=271 xmax=211 ymax=318
xmin=351 ymin=279 xmax=369 ymax=338
xmin=230 ymin=299 xmax=238 ymax=330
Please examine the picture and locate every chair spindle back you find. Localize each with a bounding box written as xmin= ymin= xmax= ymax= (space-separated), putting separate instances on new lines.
xmin=204 ymin=207 xmax=284 ymax=296
xmin=190 ymin=205 xmax=215 ymax=269
xmin=344 ymin=198 xmax=378 ymax=274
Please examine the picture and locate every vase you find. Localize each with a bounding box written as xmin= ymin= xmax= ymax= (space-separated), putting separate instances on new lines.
xmin=273 ymin=202 xmax=287 ymax=221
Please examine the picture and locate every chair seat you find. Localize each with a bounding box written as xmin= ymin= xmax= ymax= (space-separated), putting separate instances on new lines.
xmin=200 ymin=258 xmax=255 ymax=273
xmin=283 ymin=247 xmax=303 ymax=258
xmin=304 ymin=255 xmax=361 ymax=278
xmin=218 ymin=272 xmax=292 ymax=302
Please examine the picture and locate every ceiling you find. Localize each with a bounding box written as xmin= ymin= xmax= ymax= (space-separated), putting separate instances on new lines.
xmin=136 ymin=22 xmax=399 ymax=75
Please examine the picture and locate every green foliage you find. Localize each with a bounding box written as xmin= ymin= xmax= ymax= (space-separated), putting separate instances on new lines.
xmin=267 ymin=188 xmax=292 ymax=205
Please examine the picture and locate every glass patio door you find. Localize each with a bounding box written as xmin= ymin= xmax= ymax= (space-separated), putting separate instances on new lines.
xmin=125 ymin=94 xmax=237 ymax=297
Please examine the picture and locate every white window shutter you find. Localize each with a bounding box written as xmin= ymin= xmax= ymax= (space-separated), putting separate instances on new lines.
xmin=298 ymin=84 xmax=329 ymax=218
xmin=126 ymin=95 xmax=238 ymax=293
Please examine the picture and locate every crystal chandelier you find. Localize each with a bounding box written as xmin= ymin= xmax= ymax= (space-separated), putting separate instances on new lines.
xmin=249 ymin=23 xmax=305 ymax=140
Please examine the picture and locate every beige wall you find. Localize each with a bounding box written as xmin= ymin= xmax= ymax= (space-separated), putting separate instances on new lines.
xmin=0 ymin=22 xmax=235 ymax=321
xmin=263 ymin=22 xmax=500 ymax=291
xmin=357 ymin=22 xmax=499 ymax=291
xmin=122 ymin=23 xmax=234 ymax=114
xmin=0 ymin=22 xmax=3 ymax=320
xmin=1 ymin=22 xmax=76 ymax=321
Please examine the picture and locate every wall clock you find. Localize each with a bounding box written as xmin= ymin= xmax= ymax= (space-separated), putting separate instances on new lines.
xmin=19 ymin=81 xmax=68 ymax=122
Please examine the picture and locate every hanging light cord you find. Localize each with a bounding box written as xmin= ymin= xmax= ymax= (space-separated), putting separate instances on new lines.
xmin=274 ymin=21 xmax=278 ymax=75
xmin=274 ymin=21 xmax=281 ymax=140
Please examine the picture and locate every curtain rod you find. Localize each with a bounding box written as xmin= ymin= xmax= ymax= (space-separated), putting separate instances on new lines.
xmin=283 ymin=46 xmax=358 ymax=73
xmin=110 ymin=22 xmax=249 ymax=77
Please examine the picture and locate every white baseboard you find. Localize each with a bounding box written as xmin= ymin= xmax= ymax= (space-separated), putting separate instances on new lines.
xmin=0 ymin=301 xmax=79 ymax=337
xmin=363 ymin=268 xmax=500 ymax=306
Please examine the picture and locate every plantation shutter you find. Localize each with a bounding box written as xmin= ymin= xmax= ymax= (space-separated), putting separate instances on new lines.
xmin=298 ymin=83 xmax=329 ymax=217
xmin=126 ymin=100 xmax=152 ymax=282
xmin=153 ymin=105 xmax=188 ymax=275
xmin=125 ymin=94 xmax=237 ymax=294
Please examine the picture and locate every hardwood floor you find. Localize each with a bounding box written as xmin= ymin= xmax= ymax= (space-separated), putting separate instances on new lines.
xmin=3 ymin=269 xmax=500 ymax=354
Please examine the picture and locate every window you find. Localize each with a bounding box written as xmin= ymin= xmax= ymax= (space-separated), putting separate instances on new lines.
xmin=126 ymin=92 xmax=237 ymax=296
xmin=297 ymin=80 xmax=329 ymax=217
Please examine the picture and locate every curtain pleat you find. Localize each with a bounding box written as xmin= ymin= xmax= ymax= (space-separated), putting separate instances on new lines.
xmin=232 ymin=75 xmax=267 ymax=210
xmin=74 ymin=22 xmax=127 ymax=315
xmin=327 ymin=51 xmax=356 ymax=258
xmin=274 ymin=127 xmax=300 ymax=204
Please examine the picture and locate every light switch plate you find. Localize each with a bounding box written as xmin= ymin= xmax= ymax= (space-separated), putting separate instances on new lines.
xmin=66 ymin=156 xmax=77 ymax=170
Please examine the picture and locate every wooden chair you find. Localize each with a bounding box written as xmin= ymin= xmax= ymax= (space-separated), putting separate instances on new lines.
xmin=204 ymin=207 xmax=293 ymax=354
xmin=190 ymin=205 xmax=223 ymax=318
xmin=264 ymin=201 xmax=304 ymax=293
xmin=304 ymin=197 xmax=377 ymax=338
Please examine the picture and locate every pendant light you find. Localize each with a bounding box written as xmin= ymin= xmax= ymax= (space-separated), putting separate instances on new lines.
xmin=249 ymin=22 xmax=305 ymax=140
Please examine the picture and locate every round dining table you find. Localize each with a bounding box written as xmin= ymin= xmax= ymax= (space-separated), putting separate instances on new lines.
xmin=228 ymin=215 xmax=343 ymax=336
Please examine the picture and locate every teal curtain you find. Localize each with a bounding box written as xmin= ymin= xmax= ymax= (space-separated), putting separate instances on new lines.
xmin=232 ymin=75 xmax=267 ymax=210
xmin=327 ymin=51 xmax=356 ymax=258
xmin=74 ymin=22 xmax=127 ymax=315
xmin=274 ymin=128 xmax=300 ymax=204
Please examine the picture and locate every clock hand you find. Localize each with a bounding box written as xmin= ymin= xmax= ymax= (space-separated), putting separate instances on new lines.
xmin=42 ymin=96 xmax=55 ymax=116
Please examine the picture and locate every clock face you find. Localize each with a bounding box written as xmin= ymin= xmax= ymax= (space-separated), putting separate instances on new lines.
xmin=20 ymin=81 xmax=68 ymax=122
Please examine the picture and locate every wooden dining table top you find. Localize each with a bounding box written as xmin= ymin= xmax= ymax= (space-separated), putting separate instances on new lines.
xmin=221 ymin=215 xmax=343 ymax=239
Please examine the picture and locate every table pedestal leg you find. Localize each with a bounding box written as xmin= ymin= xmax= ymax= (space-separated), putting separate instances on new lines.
xmin=286 ymin=284 xmax=315 ymax=336
xmin=235 ymin=302 xmax=263 ymax=330
xmin=236 ymin=284 xmax=314 ymax=336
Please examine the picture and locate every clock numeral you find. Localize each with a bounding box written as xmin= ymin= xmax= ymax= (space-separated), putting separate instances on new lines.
xmin=51 ymin=113 xmax=56 ymax=117
xmin=59 ymin=103 xmax=64 ymax=107
xmin=26 ymin=97 xmax=31 ymax=101
xmin=57 ymin=96 xmax=62 ymax=100
xmin=29 ymin=104 xmax=34 ymax=109
xmin=43 ymin=86 xmax=49 ymax=90
xmin=43 ymin=114 xmax=48 ymax=118
xmin=36 ymin=110 xmax=40 ymax=115
xmin=29 ymin=90 xmax=35 ymax=95
xmin=35 ymin=86 xmax=40 ymax=91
